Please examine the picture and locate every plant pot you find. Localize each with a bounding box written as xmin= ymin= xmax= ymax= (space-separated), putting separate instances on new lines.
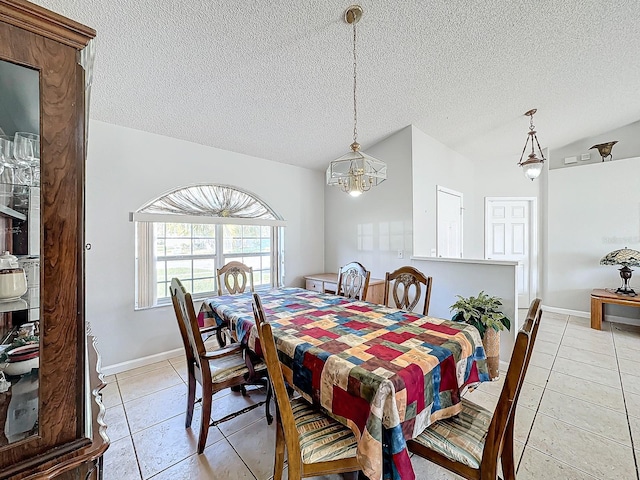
xmin=483 ymin=328 xmax=500 ymax=380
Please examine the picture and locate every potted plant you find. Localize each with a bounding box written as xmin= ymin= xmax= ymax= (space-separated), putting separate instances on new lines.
xmin=450 ymin=291 xmax=511 ymax=380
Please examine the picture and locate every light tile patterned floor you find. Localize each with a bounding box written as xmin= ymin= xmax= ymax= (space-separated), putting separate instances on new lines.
xmin=102 ymin=312 xmax=640 ymax=479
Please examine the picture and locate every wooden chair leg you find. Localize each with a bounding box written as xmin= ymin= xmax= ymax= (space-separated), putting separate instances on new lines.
xmin=273 ymin=416 xmax=285 ymax=480
xmin=500 ymin=418 xmax=517 ymax=480
xmin=185 ymin=366 xmax=196 ymax=428
xmin=215 ymin=327 xmax=227 ymax=347
xmin=265 ymin=379 xmax=273 ymax=424
xmin=198 ymin=383 xmax=213 ymax=454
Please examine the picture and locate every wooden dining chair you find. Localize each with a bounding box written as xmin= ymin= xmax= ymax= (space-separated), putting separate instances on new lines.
xmin=217 ymin=260 xmax=254 ymax=295
xmin=170 ymin=278 xmax=272 ymax=454
xmin=336 ymin=261 xmax=371 ymax=301
xmin=211 ymin=261 xmax=255 ymax=346
xmin=251 ymin=293 xmax=361 ymax=480
xmin=383 ymin=266 xmax=433 ymax=315
xmin=407 ymin=298 xmax=542 ymax=480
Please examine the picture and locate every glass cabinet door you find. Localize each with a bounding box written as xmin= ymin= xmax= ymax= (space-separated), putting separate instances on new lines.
xmin=0 ymin=2 xmax=96 ymax=475
xmin=0 ymin=58 xmax=40 ymax=446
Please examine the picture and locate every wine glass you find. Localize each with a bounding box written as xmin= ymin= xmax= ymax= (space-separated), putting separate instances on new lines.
xmin=0 ymin=135 xmax=10 ymax=176
xmin=0 ymin=136 xmax=11 ymax=205
xmin=13 ymin=132 xmax=39 ymax=186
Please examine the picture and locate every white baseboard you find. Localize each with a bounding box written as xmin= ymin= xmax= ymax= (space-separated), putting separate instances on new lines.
xmin=541 ymin=305 xmax=589 ymax=318
xmin=541 ymin=304 xmax=640 ymax=327
xmin=101 ymin=347 xmax=184 ymax=376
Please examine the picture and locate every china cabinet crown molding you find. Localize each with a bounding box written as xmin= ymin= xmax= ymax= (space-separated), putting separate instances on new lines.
xmin=0 ymin=0 xmax=95 ymax=49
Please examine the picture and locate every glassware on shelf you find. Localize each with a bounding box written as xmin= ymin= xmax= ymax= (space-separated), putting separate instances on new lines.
xmin=0 ymin=135 xmax=10 ymax=177
xmin=0 ymin=136 xmax=15 ymax=206
xmin=4 ymin=135 xmax=28 ymax=187
xmin=13 ymin=133 xmax=39 ymax=187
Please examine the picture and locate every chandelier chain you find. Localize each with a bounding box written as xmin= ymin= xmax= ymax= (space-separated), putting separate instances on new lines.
xmin=352 ymin=20 xmax=358 ymax=145
xmin=528 ymin=115 xmax=537 ymax=155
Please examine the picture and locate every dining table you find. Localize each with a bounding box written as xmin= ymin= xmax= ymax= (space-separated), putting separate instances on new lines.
xmin=198 ymin=287 xmax=489 ymax=480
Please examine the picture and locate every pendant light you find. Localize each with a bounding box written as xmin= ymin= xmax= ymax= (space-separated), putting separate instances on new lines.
xmin=517 ymin=109 xmax=546 ymax=181
xmin=326 ymin=5 xmax=387 ymax=197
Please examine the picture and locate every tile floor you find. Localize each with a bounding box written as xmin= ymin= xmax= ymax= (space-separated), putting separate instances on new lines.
xmin=101 ymin=312 xmax=640 ymax=479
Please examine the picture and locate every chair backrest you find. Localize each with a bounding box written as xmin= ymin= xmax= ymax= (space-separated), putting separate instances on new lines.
xmin=170 ymin=278 xmax=209 ymax=378
xmin=336 ymin=261 xmax=371 ymax=301
xmin=383 ymin=266 xmax=433 ymax=315
xmin=217 ymin=261 xmax=254 ymax=295
xmin=481 ymin=298 xmax=542 ymax=465
xmin=252 ymin=293 xmax=303 ymax=467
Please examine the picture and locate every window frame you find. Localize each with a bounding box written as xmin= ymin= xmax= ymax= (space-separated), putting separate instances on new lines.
xmin=133 ymin=184 xmax=285 ymax=310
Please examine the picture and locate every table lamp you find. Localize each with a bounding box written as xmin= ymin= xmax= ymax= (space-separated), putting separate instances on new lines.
xmin=600 ymin=247 xmax=640 ymax=295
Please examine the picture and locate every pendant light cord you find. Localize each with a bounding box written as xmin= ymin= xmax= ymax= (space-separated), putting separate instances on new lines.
xmin=352 ymin=20 xmax=358 ymax=146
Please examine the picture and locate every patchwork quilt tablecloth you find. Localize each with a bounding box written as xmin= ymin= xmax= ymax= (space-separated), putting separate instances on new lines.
xmin=199 ymin=288 xmax=489 ymax=480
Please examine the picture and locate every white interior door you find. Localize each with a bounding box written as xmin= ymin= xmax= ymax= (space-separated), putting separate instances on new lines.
xmin=437 ymin=186 xmax=463 ymax=258
xmin=485 ymin=198 xmax=535 ymax=306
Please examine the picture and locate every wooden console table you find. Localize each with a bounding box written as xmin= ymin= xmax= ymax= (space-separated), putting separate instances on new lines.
xmin=590 ymin=288 xmax=640 ymax=330
xmin=304 ymin=273 xmax=385 ymax=305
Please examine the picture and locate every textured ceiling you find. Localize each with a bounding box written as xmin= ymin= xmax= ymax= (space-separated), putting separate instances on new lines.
xmin=31 ymin=0 xmax=640 ymax=170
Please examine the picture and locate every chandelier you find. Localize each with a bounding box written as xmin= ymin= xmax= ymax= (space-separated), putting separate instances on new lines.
xmin=326 ymin=5 xmax=387 ymax=197
xmin=517 ymin=108 xmax=546 ymax=181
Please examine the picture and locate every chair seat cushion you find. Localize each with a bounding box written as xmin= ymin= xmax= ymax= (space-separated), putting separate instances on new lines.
xmin=411 ymin=398 xmax=492 ymax=469
xmin=291 ymin=397 xmax=358 ymax=464
xmin=210 ymin=351 xmax=267 ymax=383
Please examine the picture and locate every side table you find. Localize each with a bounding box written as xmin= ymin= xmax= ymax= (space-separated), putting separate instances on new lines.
xmin=590 ymin=288 xmax=640 ymax=330
xmin=304 ymin=273 xmax=386 ymax=305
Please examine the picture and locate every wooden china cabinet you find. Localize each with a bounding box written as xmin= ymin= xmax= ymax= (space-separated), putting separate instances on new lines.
xmin=0 ymin=1 xmax=108 ymax=479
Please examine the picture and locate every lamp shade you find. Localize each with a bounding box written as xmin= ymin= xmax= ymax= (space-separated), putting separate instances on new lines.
xmin=521 ymin=156 xmax=544 ymax=180
xmin=600 ymin=248 xmax=640 ymax=267
xmin=326 ymin=148 xmax=387 ymax=196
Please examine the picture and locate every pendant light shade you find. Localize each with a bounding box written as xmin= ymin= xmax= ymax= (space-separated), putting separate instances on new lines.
xmin=326 ymin=5 xmax=387 ymax=196
xmin=326 ymin=142 xmax=387 ymax=197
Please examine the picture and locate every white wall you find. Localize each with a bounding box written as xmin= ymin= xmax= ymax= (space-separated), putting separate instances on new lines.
xmin=324 ymin=124 xmax=519 ymax=359
xmin=470 ymin=153 xmax=545 ymax=300
xmin=550 ymin=120 xmax=640 ymax=170
xmin=411 ymin=126 xmax=481 ymax=258
xmin=324 ymin=125 xmax=414 ymax=278
xmin=86 ymin=120 xmax=325 ymax=367
xmin=547 ymin=156 xmax=640 ymax=322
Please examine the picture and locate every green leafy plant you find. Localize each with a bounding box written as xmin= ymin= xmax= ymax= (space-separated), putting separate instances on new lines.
xmin=450 ymin=291 xmax=511 ymax=339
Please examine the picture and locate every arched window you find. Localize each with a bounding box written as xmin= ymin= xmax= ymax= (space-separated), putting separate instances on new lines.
xmin=133 ymin=184 xmax=285 ymax=309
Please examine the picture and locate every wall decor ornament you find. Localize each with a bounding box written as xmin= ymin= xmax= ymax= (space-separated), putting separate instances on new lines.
xmin=590 ymin=141 xmax=618 ymax=162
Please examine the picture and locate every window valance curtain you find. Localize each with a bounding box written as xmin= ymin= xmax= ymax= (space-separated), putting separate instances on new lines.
xmin=132 ymin=184 xmax=285 ymax=226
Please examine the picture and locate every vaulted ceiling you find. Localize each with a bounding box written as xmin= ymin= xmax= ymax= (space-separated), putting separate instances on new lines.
xmin=32 ymin=0 xmax=640 ymax=170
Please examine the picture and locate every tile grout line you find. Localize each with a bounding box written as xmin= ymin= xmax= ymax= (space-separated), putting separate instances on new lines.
xmin=224 ymin=430 xmax=260 ymax=480
xmin=117 ymin=363 xmax=189 ymax=480
xmin=115 ymin=378 xmax=145 ymax=480
xmin=521 ymin=444 xmax=600 ymax=479
xmin=540 ymin=322 xmax=628 ymax=414
xmin=515 ymin=314 xmax=569 ymax=474
xmin=611 ymin=326 xmax=640 ymax=480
